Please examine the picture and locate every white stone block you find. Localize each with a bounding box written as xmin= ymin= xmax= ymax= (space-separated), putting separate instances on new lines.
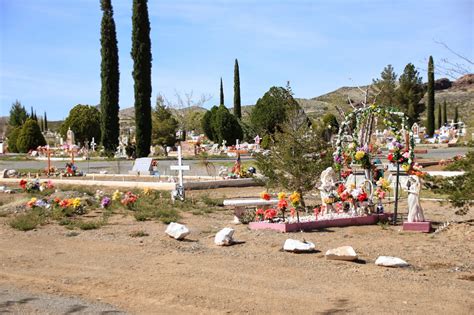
xmin=375 ymin=256 xmax=409 ymax=267
xmin=165 ymin=222 xmax=190 ymax=240
xmin=283 ymin=239 xmax=315 ymax=252
xmin=325 ymin=246 xmax=358 ymax=261
xmin=214 ymin=228 xmax=235 ymax=246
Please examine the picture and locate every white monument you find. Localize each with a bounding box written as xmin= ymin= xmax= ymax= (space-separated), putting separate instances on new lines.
xmin=66 ymin=128 xmax=75 ymax=146
xmin=405 ymin=175 xmax=424 ymax=223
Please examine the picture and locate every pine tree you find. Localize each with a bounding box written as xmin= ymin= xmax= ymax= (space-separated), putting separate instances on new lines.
xmin=30 ymin=107 xmax=33 ymax=119
xmin=220 ymin=77 xmax=224 ymax=105
xmin=395 ymin=63 xmax=425 ymax=126
xmin=100 ymin=0 xmax=120 ymax=155
xmin=372 ymin=65 xmax=397 ymax=106
xmin=8 ymin=100 xmax=28 ymax=127
xmin=44 ymin=112 xmax=48 ymax=131
xmin=131 ymin=0 xmax=152 ymax=157
xmin=426 ymin=56 xmax=435 ymax=137
xmin=233 ymin=59 xmax=241 ymax=119
xmin=437 ymin=104 xmax=442 ymax=129
xmin=38 ymin=117 xmax=43 ymax=132
xmin=442 ymin=99 xmax=447 ymax=126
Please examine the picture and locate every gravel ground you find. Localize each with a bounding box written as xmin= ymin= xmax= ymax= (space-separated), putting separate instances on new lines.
xmin=0 ymin=284 xmax=125 ymax=314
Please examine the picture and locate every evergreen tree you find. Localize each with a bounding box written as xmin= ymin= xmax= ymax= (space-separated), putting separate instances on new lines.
xmin=6 ymin=127 xmax=21 ymax=153
xmin=454 ymin=106 xmax=459 ymax=128
xmin=16 ymin=118 xmax=46 ymax=153
xmin=212 ymin=104 xmax=243 ymax=145
xmin=38 ymin=117 xmax=43 ymax=132
xmin=395 ymin=63 xmax=425 ymax=126
xmin=44 ymin=112 xmax=48 ymax=131
xmin=33 ymin=111 xmax=37 ymax=122
xmin=100 ymin=0 xmax=120 ymax=155
xmin=220 ymin=77 xmax=224 ymax=105
xmin=233 ymin=59 xmax=241 ymax=119
xmin=372 ymin=64 xmax=397 ymax=106
xmin=202 ymin=106 xmax=219 ymax=142
xmin=30 ymin=107 xmax=34 ymax=119
xmin=59 ymin=105 xmax=102 ymax=145
xmin=442 ymin=99 xmax=447 ymax=126
xmin=8 ymin=100 xmax=28 ymax=127
xmin=250 ymin=86 xmax=300 ymax=135
xmin=152 ymin=99 xmax=178 ymax=156
xmin=426 ymin=56 xmax=435 ymax=137
xmin=437 ymin=104 xmax=442 ymax=130
xmin=131 ymin=0 xmax=152 ymax=157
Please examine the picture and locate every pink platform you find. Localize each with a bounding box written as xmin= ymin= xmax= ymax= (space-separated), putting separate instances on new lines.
xmin=403 ymin=221 xmax=431 ymax=233
xmin=249 ymin=214 xmax=392 ymax=233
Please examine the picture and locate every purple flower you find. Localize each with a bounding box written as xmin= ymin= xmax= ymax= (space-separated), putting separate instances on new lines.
xmin=101 ymin=197 xmax=111 ymax=208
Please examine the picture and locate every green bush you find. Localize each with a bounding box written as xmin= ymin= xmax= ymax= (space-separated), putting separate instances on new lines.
xmin=16 ymin=119 xmax=46 ymax=153
xmin=6 ymin=126 xmax=21 ymax=153
xmin=9 ymin=210 xmax=46 ymax=231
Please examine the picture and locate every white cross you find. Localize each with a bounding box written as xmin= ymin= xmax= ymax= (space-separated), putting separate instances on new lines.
xmin=90 ymin=137 xmax=97 ymax=152
xmin=170 ymin=145 xmax=190 ymax=199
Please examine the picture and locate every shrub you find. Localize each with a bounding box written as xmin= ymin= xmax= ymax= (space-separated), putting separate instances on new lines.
xmin=9 ymin=210 xmax=46 ymax=231
xmin=130 ymin=230 xmax=149 ymax=237
xmin=6 ymin=126 xmax=21 ymax=153
xmin=16 ymin=119 xmax=46 ymax=153
xmin=76 ymin=220 xmax=103 ymax=230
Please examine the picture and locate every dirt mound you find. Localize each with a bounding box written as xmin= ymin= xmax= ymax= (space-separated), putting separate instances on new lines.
xmin=453 ymin=74 xmax=474 ymax=88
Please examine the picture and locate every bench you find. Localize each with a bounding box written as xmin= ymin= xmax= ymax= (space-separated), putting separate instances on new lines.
xmin=223 ymin=199 xmax=279 ymax=223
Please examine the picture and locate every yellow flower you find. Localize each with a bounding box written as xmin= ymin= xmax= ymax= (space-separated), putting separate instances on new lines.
xmin=112 ymin=190 xmax=122 ymax=201
xmin=289 ymin=192 xmax=300 ymax=204
xmin=354 ymin=151 xmax=365 ymax=161
xmin=71 ymin=198 xmax=81 ymax=209
xmin=277 ymin=192 xmax=286 ymax=200
xmin=402 ymin=164 xmax=409 ymax=172
xmin=143 ymin=187 xmax=151 ymax=196
xmin=30 ymin=197 xmax=37 ymax=203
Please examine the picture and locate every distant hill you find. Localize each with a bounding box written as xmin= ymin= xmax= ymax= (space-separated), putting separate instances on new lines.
xmin=1 ymin=75 xmax=472 ymax=138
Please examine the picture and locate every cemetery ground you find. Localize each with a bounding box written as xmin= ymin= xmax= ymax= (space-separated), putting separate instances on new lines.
xmin=0 ymin=186 xmax=473 ymax=314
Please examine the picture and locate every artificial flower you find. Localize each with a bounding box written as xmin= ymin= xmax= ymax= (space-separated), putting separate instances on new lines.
xmin=354 ymin=151 xmax=365 ymax=161
xmin=277 ymin=199 xmax=288 ymax=209
xmin=264 ymin=208 xmax=277 ymax=220
xmin=289 ymin=192 xmax=300 ymax=205
xmin=112 ymin=190 xmax=122 ymax=201
xmin=357 ymin=192 xmax=368 ymax=202
xmin=277 ymin=192 xmax=286 ymax=200
xmin=260 ymin=192 xmax=271 ymax=201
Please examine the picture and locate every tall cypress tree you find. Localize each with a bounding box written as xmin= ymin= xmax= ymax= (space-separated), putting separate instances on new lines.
xmin=442 ymin=99 xmax=447 ymax=126
xmin=220 ymin=77 xmax=224 ymax=106
xmin=131 ymin=0 xmax=152 ymax=157
xmin=437 ymin=104 xmax=442 ymax=129
xmin=44 ymin=112 xmax=48 ymax=131
xmin=454 ymin=106 xmax=459 ymax=128
xmin=100 ymin=0 xmax=120 ymax=155
xmin=426 ymin=56 xmax=435 ymax=137
xmin=233 ymin=59 xmax=241 ymax=119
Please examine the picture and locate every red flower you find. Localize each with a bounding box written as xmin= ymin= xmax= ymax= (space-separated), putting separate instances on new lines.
xmin=358 ymin=192 xmax=368 ymax=202
xmin=313 ymin=206 xmax=320 ymax=217
xmin=19 ymin=179 xmax=27 ymax=189
xmin=387 ymin=153 xmax=394 ymax=162
xmin=277 ymin=199 xmax=288 ymax=209
xmin=260 ymin=192 xmax=271 ymax=201
xmin=337 ymin=184 xmax=346 ymax=195
xmin=264 ymin=208 xmax=277 ymax=220
xmin=290 ymin=208 xmax=296 ymax=218
xmin=256 ymin=208 xmax=264 ymax=216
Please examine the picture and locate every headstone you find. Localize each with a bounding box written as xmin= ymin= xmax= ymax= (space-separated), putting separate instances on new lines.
xmin=283 ymin=239 xmax=315 ymax=252
xmin=375 ymin=256 xmax=409 ymax=267
xmin=129 ymin=157 xmax=153 ymax=175
xmin=214 ymin=228 xmax=235 ymax=246
xmin=165 ymin=222 xmax=190 ymax=240
xmin=90 ymin=137 xmax=97 ymax=152
xmin=325 ymin=246 xmax=358 ymax=261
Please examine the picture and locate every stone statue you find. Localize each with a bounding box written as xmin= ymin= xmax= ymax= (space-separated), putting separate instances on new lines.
xmin=319 ymin=167 xmax=338 ymax=213
xmin=66 ymin=128 xmax=75 ymax=146
xmin=405 ymin=175 xmax=425 ymax=222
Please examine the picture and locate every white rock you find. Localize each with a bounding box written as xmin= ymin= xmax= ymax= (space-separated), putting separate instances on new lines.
xmin=165 ymin=222 xmax=190 ymax=240
xmin=375 ymin=256 xmax=409 ymax=267
xmin=214 ymin=228 xmax=235 ymax=246
xmin=325 ymin=246 xmax=358 ymax=261
xmin=283 ymin=239 xmax=315 ymax=252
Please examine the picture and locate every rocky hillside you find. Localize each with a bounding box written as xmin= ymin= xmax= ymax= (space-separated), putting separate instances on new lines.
xmin=296 ymin=74 xmax=474 ymax=127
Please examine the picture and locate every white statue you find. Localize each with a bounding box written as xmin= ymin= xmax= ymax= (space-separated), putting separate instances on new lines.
xmin=405 ymin=175 xmax=425 ymax=222
xmin=66 ymin=128 xmax=75 ymax=146
xmin=319 ymin=167 xmax=338 ymax=213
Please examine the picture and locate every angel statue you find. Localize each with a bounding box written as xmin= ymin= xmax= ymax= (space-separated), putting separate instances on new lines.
xmin=405 ymin=175 xmax=425 ymax=222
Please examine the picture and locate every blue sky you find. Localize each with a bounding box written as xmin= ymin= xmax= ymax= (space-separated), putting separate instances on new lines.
xmin=0 ymin=0 xmax=472 ymax=120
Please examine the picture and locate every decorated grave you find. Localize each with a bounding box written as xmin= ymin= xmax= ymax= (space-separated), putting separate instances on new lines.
xmin=248 ymin=104 xmax=430 ymax=232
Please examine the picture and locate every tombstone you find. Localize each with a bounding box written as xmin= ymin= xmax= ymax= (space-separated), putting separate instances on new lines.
xmin=66 ymin=128 xmax=75 ymax=146
xmin=221 ymin=139 xmax=227 ymax=151
xmin=129 ymin=157 xmax=154 ymax=175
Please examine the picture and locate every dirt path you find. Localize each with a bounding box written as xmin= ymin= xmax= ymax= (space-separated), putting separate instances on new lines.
xmin=0 ymin=188 xmax=473 ymax=314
